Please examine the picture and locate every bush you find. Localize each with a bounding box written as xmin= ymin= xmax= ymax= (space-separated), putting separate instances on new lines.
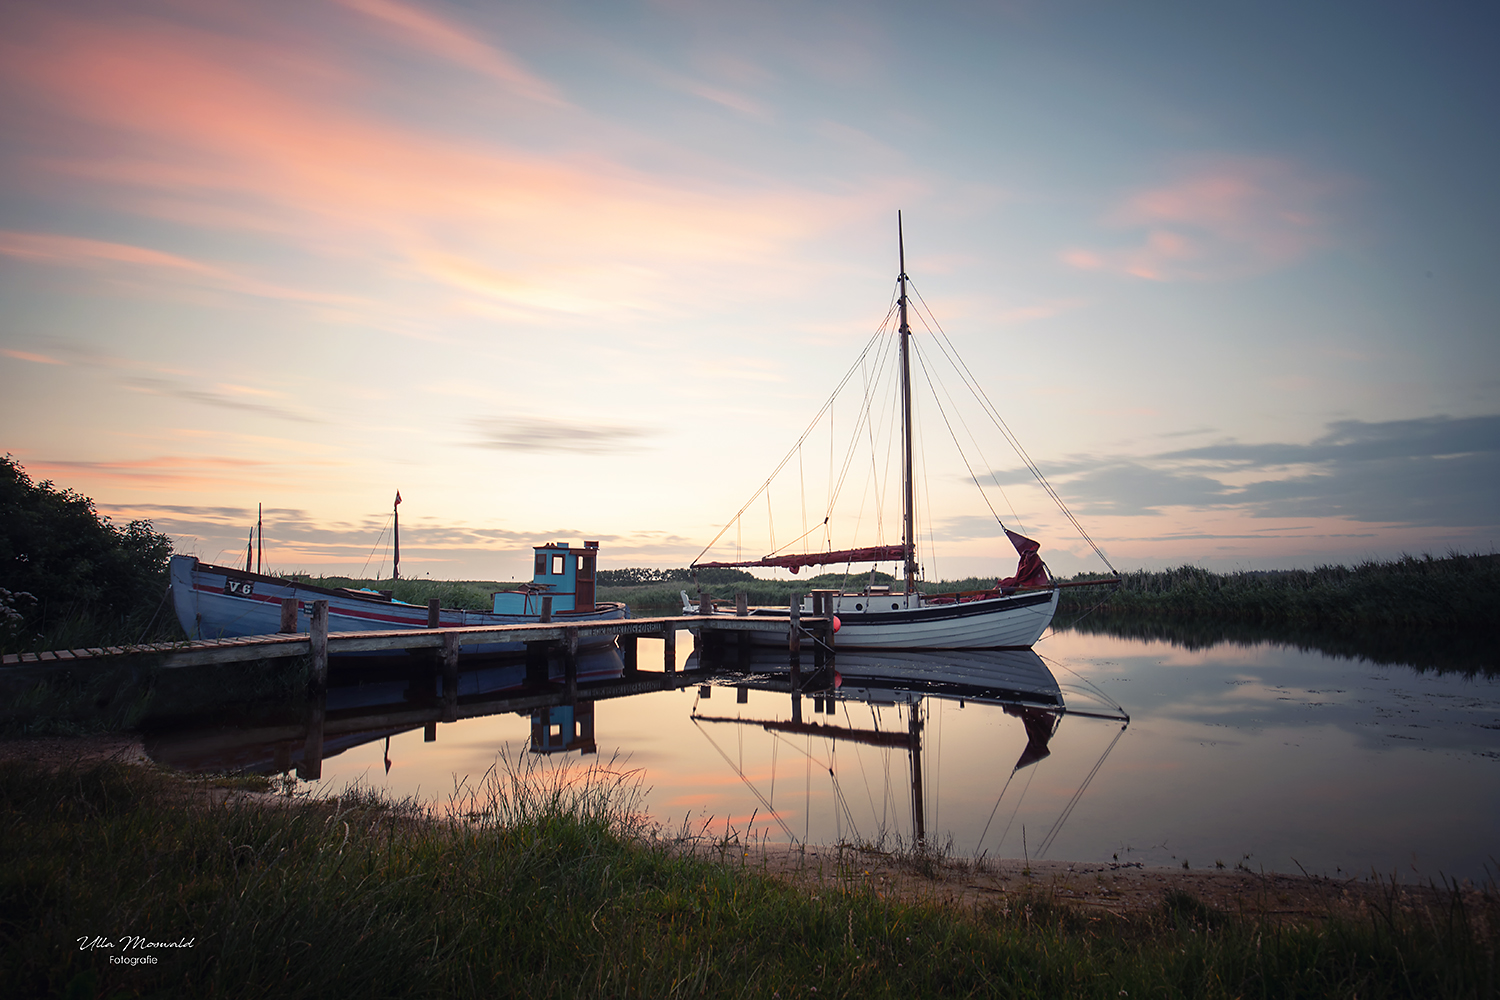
xmin=0 ymin=455 xmax=177 ymax=653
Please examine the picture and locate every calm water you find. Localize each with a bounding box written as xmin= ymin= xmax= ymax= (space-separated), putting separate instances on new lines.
xmin=146 ymin=628 xmax=1500 ymax=881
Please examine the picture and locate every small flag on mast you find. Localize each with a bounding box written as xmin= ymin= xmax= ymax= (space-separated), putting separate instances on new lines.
xmin=394 ymin=491 xmax=402 ymax=506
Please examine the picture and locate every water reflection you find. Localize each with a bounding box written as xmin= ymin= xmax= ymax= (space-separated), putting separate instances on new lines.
xmin=140 ymin=628 xmax=1500 ymax=881
xmin=684 ymin=646 xmax=1110 ymax=845
xmin=1060 ymin=614 xmax=1500 ymax=676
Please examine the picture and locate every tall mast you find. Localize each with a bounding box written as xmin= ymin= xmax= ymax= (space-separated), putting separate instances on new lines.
xmin=898 ymin=212 xmax=916 ymax=595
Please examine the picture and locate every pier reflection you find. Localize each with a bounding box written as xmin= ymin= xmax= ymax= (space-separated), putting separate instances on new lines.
xmin=145 ymin=645 xmax=643 ymax=778
xmin=144 ymin=641 xmax=1127 ymax=854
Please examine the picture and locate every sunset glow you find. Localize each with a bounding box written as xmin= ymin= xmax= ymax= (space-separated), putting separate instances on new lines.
xmin=2 ymin=0 xmax=1495 ymax=578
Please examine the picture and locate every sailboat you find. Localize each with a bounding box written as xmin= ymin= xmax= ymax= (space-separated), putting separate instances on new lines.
xmin=688 ymin=216 xmax=1113 ymax=649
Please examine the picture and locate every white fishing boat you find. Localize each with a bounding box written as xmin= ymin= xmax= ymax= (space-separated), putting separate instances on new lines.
xmin=170 ymin=539 xmax=627 ymax=655
xmin=687 ymin=216 xmax=1114 ymax=649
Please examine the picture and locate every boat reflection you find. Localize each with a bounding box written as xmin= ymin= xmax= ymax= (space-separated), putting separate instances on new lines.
xmin=684 ymin=646 xmax=1114 ymax=845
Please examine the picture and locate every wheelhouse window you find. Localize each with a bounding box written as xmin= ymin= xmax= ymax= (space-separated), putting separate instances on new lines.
xmin=534 ymin=553 xmax=547 ymax=576
xmin=552 ymin=554 xmax=565 ymax=575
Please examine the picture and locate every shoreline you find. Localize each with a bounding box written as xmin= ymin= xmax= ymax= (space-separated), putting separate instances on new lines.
xmin=4 ymin=732 xmax=1480 ymax=922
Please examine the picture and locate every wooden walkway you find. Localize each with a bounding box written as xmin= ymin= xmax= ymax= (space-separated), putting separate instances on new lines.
xmin=0 ymin=612 xmax=828 ymax=674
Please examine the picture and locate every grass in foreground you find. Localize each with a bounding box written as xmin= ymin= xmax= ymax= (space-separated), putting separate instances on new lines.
xmin=1 ymin=756 xmax=1494 ymax=999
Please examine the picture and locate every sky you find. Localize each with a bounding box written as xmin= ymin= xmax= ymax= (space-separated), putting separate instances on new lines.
xmin=2 ymin=0 xmax=1497 ymax=581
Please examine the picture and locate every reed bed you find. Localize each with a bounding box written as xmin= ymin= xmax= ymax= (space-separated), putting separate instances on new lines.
xmin=2 ymin=755 xmax=1493 ymax=999
xmin=1057 ymin=552 xmax=1500 ymax=629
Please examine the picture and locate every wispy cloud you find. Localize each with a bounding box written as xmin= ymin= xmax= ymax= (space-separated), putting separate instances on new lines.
xmin=470 ymin=415 xmax=654 ymax=454
xmin=0 ymin=230 xmax=360 ymax=306
xmin=124 ymin=377 xmax=327 ymax=424
xmin=330 ymin=0 xmax=567 ymax=106
xmin=0 ymin=2 xmax=876 ymax=324
xmin=1062 ymin=157 xmax=1351 ymax=281
xmin=0 ymin=348 xmax=65 ymax=365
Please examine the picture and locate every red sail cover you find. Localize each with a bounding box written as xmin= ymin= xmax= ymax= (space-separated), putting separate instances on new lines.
xmin=996 ymin=529 xmax=1049 ymax=590
xmin=694 ymin=545 xmax=907 ymax=575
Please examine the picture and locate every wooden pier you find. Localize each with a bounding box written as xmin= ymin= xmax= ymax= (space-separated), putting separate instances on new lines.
xmin=0 ymin=609 xmax=831 ymax=677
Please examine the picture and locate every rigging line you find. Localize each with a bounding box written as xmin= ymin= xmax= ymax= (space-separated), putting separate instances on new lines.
xmin=974 ymin=766 xmax=1022 ymax=857
xmin=826 ymin=323 xmax=898 ymax=523
xmin=766 ymin=487 xmax=775 ymax=556
xmin=909 ymin=340 xmax=1008 ymax=530
xmin=910 ymin=282 xmax=1116 ymax=573
xmin=825 ymin=740 xmax=858 ymax=843
xmin=692 ymin=718 xmax=798 ymax=842
xmin=841 ymin=699 xmax=882 ymax=825
xmin=1038 ymin=724 xmax=1127 ymax=858
xmin=799 ymin=444 xmax=807 ymax=553
xmin=910 ymin=335 xmax=1025 ymax=533
xmin=361 ymin=512 xmax=393 ymax=580
xmin=1037 ymin=651 xmax=1130 ymax=719
xmin=692 ymin=310 xmax=895 ymax=564
xmin=765 ymin=516 xmax=830 ymax=559
xmin=996 ymin=762 xmax=1040 ymax=853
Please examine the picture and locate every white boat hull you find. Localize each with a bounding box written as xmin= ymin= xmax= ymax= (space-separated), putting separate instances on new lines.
xmin=170 ymin=556 xmax=627 ymax=655
xmin=700 ymin=588 xmax=1058 ymax=650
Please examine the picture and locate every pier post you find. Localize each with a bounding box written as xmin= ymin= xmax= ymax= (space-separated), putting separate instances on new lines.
xmin=788 ymin=597 xmax=801 ymax=655
xmin=662 ymin=624 xmax=676 ymax=673
xmin=621 ymin=634 xmax=638 ymax=675
xmin=735 ymin=592 xmax=748 ymax=616
xmin=563 ymin=626 xmax=579 ymax=704
xmin=279 ymin=598 xmax=298 ymax=633
xmin=540 ymin=596 xmax=552 ymax=623
xmin=309 ymin=600 xmax=329 ymax=694
xmin=440 ymin=632 xmax=460 ymax=723
xmin=698 ymin=591 xmax=713 ymax=614
xmin=299 ymin=689 xmax=325 ymax=781
xmin=525 ymin=642 xmax=548 ymax=685
xmin=427 ymin=598 xmax=440 ymax=628
xmin=424 ymin=722 xmax=436 ymax=742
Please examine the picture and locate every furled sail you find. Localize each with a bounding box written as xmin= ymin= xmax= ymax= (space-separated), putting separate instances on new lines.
xmin=693 ymin=544 xmax=907 ymax=575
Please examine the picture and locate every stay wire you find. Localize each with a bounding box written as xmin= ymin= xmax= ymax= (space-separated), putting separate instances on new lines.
xmin=909 ymin=282 xmax=1116 ymax=574
xmin=1038 ymin=724 xmax=1127 ymax=858
xmin=693 ymin=301 xmax=898 ymax=565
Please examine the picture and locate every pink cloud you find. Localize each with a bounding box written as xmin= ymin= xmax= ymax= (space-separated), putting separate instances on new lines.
xmin=0 ymin=348 xmax=65 ymax=365
xmin=0 ymin=3 xmax=886 ymax=318
xmin=330 ymin=0 xmax=568 ymax=106
xmin=0 ymin=230 xmax=363 ymax=305
xmin=1062 ymin=158 xmax=1351 ymax=281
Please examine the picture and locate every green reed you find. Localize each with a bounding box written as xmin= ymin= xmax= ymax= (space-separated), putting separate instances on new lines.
xmin=1057 ymin=551 xmax=1500 ymax=629
xmin=2 ymin=755 xmax=1493 ymax=999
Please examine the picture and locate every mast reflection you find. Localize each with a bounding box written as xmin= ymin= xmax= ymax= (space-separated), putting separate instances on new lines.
xmin=687 ymin=646 xmax=1072 ymax=846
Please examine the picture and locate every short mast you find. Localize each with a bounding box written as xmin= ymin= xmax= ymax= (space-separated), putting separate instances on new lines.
xmin=392 ymin=491 xmax=402 ymax=581
xmin=898 ymin=212 xmax=917 ymax=595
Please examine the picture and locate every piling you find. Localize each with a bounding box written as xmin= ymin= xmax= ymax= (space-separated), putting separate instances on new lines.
xmin=279 ymin=598 xmax=298 ymax=634
xmin=308 ymin=600 xmax=329 ymax=694
xmin=562 ymin=625 xmax=579 ymax=703
xmin=440 ymin=632 xmax=460 ymax=722
xmin=427 ymin=598 xmax=440 ymax=629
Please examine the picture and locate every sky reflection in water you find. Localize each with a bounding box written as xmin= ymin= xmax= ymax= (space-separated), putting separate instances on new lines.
xmin=209 ymin=629 xmax=1500 ymax=881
